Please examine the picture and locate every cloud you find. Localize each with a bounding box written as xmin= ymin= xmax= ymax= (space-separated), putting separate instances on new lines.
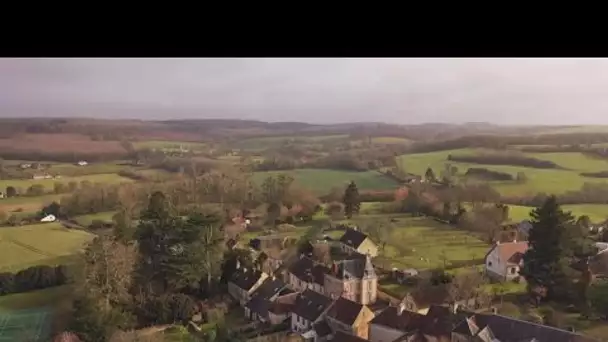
xmin=1 ymin=58 xmax=608 ymax=124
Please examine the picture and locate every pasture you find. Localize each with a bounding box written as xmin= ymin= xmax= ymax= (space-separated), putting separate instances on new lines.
xmin=73 ymin=211 xmax=116 ymax=227
xmin=398 ymin=149 xmax=608 ymax=196
xmin=0 ymin=286 xmax=74 ymax=342
xmin=233 ymin=135 xmax=348 ymax=150
xmin=507 ymin=204 xmax=608 ymax=223
xmin=133 ymin=140 xmax=207 ymax=151
xmin=0 ymin=173 xmax=133 ymax=193
xmin=0 ymin=223 xmax=94 ymax=272
xmin=378 ymin=217 xmax=489 ymax=271
xmin=0 ymin=194 xmax=62 ymax=214
xmin=252 ymin=169 xmax=399 ymax=195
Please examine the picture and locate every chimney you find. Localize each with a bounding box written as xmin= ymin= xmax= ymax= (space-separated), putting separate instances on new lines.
xmin=452 ymin=303 xmax=459 ymax=314
xmin=567 ymin=326 xmax=575 ymax=332
xmin=513 ymin=239 xmax=517 ymax=243
xmin=491 ymin=306 xmax=498 ymax=314
xmin=397 ymin=303 xmax=406 ymax=315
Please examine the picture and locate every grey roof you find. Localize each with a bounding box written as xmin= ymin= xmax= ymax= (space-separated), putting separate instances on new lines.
xmin=326 ymin=297 xmax=364 ymax=326
xmin=339 ymin=228 xmax=369 ymax=249
xmin=292 ymin=289 xmax=333 ymax=322
xmin=249 ymin=276 xmax=287 ymax=300
xmin=328 ymin=253 xmax=375 ymax=280
xmin=230 ymin=268 xmax=263 ymax=291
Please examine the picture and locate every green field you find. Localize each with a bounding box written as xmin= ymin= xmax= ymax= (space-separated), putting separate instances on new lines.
xmin=0 ymin=223 xmax=94 ymax=272
xmin=252 ymin=169 xmax=399 ymax=195
xmin=0 ymin=194 xmax=62 ymax=214
xmin=0 ymin=173 xmax=133 ymax=193
xmin=371 ymin=137 xmax=412 ymax=145
xmin=133 ymin=140 xmax=207 ymax=151
xmin=376 ymin=216 xmax=489 ymax=271
xmin=234 ymin=135 xmax=348 ymax=150
xmin=73 ymin=211 xmax=116 ymax=227
xmin=398 ymin=149 xmax=608 ymax=196
xmin=507 ymin=204 xmax=608 ymax=223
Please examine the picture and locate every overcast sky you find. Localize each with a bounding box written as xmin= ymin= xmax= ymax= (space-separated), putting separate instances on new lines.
xmin=2 ymin=58 xmax=608 ymax=125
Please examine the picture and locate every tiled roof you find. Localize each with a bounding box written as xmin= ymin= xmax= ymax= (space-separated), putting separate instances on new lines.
xmin=339 ymin=228 xmax=369 ymax=249
xmin=249 ymin=276 xmax=286 ymax=300
xmin=313 ymin=321 xmax=332 ymax=338
xmin=331 ymin=331 xmax=369 ymax=342
xmin=485 ymin=241 xmax=529 ymax=265
xmin=230 ymin=268 xmax=264 ymax=291
xmin=327 ymin=297 xmax=364 ymax=326
xmin=473 ymin=312 xmax=597 ymax=342
xmin=292 ymin=289 xmax=333 ymax=322
xmin=370 ymin=306 xmax=426 ymax=332
xmin=288 ymin=256 xmax=330 ymax=285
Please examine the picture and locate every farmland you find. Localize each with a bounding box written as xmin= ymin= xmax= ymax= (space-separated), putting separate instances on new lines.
xmin=0 ymin=173 xmax=133 ymax=192
xmin=252 ymin=169 xmax=399 ymax=194
xmin=133 ymin=140 xmax=208 ymax=151
xmin=398 ymin=149 xmax=608 ymax=196
xmin=377 ymin=216 xmax=489 ymax=270
xmin=0 ymin=194 xmax=62 ymax=213
xmin=0 ymin=223 xmax=94 ymax=272
xmin=73 ymin=211 xmax=116 ymax=227
xmin=507 ymin=204 xmax=608 ymax=223
xmin=233 ymin=134 xmax=348 ymax=150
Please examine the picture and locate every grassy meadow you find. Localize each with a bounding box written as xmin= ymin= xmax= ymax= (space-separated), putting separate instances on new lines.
xmin=507 ymin=204 xmax=608 ymax=223
xmin=0 ymin=194 xmax=63 ymax=213
xmin=398 ymin=149 xmax=608 ymax=196
xmin=252 ymin=169 xmax=399 ymax=195
xmin=0 ymin=222 xmax=94 ymax=272
xmin=73 ymin=211 xmax=116 ymax=227
xmin=378 ymin=217 xmax=489 ymax=270
xmin=133 ymin=140 xmax=208 ymax=151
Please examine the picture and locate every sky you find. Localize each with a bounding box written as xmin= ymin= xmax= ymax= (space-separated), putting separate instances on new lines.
xmin=2 ymin=58 xmax=608 ymax=125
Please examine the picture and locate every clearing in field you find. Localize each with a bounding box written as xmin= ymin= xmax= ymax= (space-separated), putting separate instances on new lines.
xmin=252 ymin=169 xmax=399 ymax=195
xmin=398 ymin=149 xmax=608 ymax=196
xmin=0 ymin=222 xmax=94 ymax=272
xmin=378 ymin=217 xmax=489 ymax=271
xmin=73 ymin=211 xmax=116 ymax=227
xmin=0 ymin=173 xmax=133 ymax=192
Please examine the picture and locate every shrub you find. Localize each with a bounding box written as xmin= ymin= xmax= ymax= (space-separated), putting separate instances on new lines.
xmin=0 ymin=273 xmax=15 ymax=295
xmin=448 ymin=153 xmax=559 ymax=169
xmin=465 ymin=168 xmax=514 ymax=181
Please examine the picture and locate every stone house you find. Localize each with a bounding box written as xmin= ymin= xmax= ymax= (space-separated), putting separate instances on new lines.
xmin=484 ymin=241 xmax=529 ymax=282
xmin=338 ymin=228 xmax=378 ymax=257
xmin=368 ymin=304 xmax=596 ymax=342
xmin=323 ymin=253 xmax=377 ymax=305
xmin=325 ymin=297 xmax=375 ymax=340
xmin=291 ymin=289 xmax=334 ymax=338
xmin=228 ymin=267 xmax=268 ymax=306
xmin=244 ymin=276 xmax=297 ymax=325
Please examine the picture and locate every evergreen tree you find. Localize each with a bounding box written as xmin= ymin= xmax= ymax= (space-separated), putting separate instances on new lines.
xmin=520 ymin=195 xmax=591 ymax=301
xmin=135 ymin=191 xmax=224 ymax=295
xmin=424 ymin=167 xmax=436 ymax=183
xmin=342 ymin=181 xmax=361 ymax=219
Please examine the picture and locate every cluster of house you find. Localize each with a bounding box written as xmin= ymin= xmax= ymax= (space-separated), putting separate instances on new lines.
xmin=228 ymin=228 xmax=597 ymax=342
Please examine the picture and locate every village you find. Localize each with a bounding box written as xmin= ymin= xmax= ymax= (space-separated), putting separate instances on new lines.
xmin=222 ymin=224 xmax=601 ymax=342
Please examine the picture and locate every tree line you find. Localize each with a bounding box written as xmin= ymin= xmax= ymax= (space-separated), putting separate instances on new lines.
xmin=0 ymin=265 xmax=68 ymax=295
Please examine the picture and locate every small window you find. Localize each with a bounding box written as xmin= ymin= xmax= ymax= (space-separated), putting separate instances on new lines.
xmin=510 ymin=267 xmax=516 ymax=274
xmin=487 ymin=261 xmax=493 ymax=267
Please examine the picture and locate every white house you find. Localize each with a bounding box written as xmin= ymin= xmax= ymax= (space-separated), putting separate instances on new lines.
xmin=77 ymin=161 xmax=88 ymax=166
xmin=484 ymin=241 xmax=529 ymax=282
xmin=40 ymin=214 xmax=57 ymax=223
